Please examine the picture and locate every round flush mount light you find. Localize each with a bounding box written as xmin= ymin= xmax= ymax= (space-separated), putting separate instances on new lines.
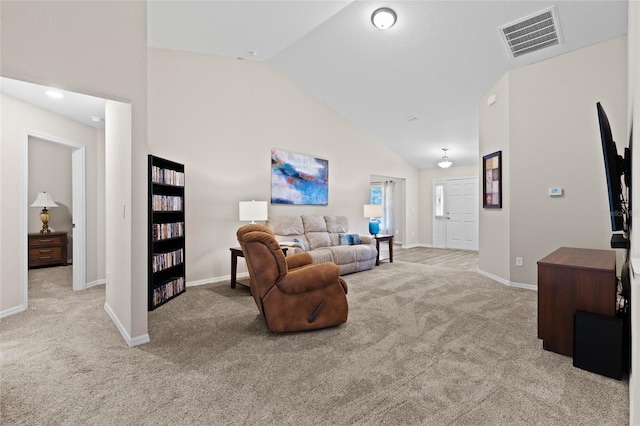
xmin=371 ymin=7 xmax=397 ymax=30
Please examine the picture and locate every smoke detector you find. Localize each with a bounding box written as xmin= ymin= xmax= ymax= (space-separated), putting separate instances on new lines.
xmin=499 ymin=6 xmax=563 ymax=58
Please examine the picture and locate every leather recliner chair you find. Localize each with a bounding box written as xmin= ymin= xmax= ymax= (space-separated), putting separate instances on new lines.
xmin=237 ymin=224 xmax=348 ymax=332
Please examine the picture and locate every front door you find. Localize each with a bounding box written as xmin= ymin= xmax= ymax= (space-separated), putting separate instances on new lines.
xmin=445 ymin=178 xmax=478 ymax=250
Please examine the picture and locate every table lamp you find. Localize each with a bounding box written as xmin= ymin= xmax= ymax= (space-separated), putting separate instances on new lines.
xmin=239 ymin=200 xmax=268 ymax=224
xmin=31 ymin=192 xmax=59 ymax=233
xmin=363 ymin=204 xmax=383 ymax=236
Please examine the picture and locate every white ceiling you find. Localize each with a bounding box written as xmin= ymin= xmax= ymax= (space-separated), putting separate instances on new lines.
xmin=1 ymin=77 xmax=107 ymax=129
xmin=1 ymin=1 xmax=628 ymax=169
xmin=148 ymin=0 xmax=628 ymax=169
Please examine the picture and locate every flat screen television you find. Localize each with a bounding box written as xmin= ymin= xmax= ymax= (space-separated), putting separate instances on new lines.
xmin=597 ymin=102 xmax=630 ymax=247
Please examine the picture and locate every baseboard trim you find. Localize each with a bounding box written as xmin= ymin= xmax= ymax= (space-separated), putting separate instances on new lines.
xmin=186 ymin=273 xmax=248 ymax=288
xmin=478 ymin=269 xmax=537 ymax=291
xmin=403 ymin=243 xmax=429 ymax=249
xmin=86 ymin=279 xmax=105 ymax=289
xmin=0 ymin=304 xmax=27 ymax=319
xmin=103 ymin=302 xmax=150 ymax=348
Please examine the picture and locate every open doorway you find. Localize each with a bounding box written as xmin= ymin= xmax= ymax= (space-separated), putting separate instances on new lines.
xmin=24 ymin=131 xmax=87 ymax=293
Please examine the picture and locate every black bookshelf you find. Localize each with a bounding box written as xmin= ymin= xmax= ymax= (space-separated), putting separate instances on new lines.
xmin=148 ymin=155 xmax=186 ymax=310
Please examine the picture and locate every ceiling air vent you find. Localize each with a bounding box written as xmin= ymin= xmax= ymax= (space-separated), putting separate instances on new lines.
xmin=499 ymin=6 xmax=563 ymax=58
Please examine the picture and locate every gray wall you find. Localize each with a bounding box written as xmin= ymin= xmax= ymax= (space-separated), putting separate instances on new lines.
xmin=147 ymin=47 xmax=420 ymax=283
xmin=1 ymin=1 xmax=148 ymax=342
xmin=479 ymin=36 xmax=628 ymax=286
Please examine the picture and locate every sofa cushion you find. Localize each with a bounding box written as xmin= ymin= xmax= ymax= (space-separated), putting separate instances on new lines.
xmin=324 ymin=216 xmax=349 ymax=233
xmin=301 ymin=215 xmax=327 ymax=232
xmin=307 ymin=232 xmax=331 ymax=250
xmin=339 ymin=233 xmax=362 ymax=245
xmin=267 ymin=216 xmax=304 ymax=236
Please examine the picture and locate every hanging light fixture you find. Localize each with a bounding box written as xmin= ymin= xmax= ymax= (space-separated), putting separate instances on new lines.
xmin=371 ymin=7 xmax=397 ymax=30
xmin=438 ymin=149 xmax=453 ymax=168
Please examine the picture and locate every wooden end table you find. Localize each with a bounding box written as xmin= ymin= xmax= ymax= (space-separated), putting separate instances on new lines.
xmin=374 ymin=235 xmax=394 ymax=266
xmin=230 ymin=246 xmax=287 ymax=289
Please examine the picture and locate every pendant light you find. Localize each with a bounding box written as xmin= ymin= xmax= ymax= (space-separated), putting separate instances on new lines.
xmin=438 ymin=149 xmax=453 ymax=168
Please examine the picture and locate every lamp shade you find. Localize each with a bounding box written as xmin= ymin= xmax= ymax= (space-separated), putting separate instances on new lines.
xmin=363 ymin=204 xmax=383 ymax=218
xmin=30 ymin=192 xmax=58 ymax=208
xmin=239 ymin=200 xmax=268 ymax=223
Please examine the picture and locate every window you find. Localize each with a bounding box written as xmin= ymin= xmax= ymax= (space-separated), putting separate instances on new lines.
xmin=435 ymin=184 xmax=444 ymax=218
xmin=370 ymin=185 xmax=382 ymax=205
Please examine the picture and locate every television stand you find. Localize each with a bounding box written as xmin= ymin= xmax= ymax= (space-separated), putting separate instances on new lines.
xmin=611 ymin=233 xmax=629 ymax=249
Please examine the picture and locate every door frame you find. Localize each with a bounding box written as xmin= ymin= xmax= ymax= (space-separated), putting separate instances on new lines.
xmin=432 ymin=176 xmax=479 ymax=250
xmin=22 ymin=130 xmax=87 ymax=302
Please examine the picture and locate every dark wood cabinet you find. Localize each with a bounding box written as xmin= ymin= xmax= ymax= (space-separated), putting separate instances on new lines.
xmin=28 ymin=232 xmax=68 ymax=268
xmin=537 ymin=247 xmax=616 ymax=357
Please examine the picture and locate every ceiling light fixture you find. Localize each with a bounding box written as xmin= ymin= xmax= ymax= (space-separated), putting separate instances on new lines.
xmin=438 ymin=149 xmax=453 ymax=168
xmin=371 ymin=7 xmax=397 ymax=30
xmin=46 ymin=90 xmax=64 ymax=99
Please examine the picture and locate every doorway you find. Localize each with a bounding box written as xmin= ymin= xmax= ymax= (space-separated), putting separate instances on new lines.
xmin=433 ymin=177 xmax=479 ymax=250
xmin=24 ymin=131 xmax=86 ymax=294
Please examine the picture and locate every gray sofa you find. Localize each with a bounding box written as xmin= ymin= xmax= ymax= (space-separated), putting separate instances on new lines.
xmin=266 ymin=215 xmax=377 ymax=275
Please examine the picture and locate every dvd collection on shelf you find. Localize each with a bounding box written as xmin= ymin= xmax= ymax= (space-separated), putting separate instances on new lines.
xmin=151 ymin=165 xmax=185 ymax=187
xmin=152 ymin=248 xmax=184 ymax=273
xmin=152 ymin=195 xmax=183 ymax=212
xmin=152 ymin=277 xmax=185 ymax=307
xmin=148 ymin=155 xmax=186 ymax=310
xmin=152 ymin=222 xmax=184 ymax=241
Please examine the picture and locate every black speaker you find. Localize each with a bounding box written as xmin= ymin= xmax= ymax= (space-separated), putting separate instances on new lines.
xmin=573 ymin=310 xmax=624 ymax=380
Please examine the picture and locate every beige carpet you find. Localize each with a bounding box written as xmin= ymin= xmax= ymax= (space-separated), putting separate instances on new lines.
xmin=0 ymin=249 xmax=628 ymax=425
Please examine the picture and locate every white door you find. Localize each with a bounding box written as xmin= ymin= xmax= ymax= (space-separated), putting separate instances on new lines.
xmin=445 ymin=178 xmax=478 ymax=250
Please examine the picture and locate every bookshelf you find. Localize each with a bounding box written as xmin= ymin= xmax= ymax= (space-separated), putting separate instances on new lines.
xmin=148 ymin=155 xmax=186 ymax=310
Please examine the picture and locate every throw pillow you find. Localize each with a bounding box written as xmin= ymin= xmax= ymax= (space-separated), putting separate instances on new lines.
xmin=339 ymin=233 xmax=362 ymax=245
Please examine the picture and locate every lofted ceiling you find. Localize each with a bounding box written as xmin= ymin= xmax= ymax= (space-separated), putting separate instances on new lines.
xmin=1 ymin=1 xmax=628 ymax=169
xmin=148 ymin=0 xmax=628 ymax=169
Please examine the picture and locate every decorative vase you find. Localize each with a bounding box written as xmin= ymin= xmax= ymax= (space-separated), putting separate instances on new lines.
xmin=369 ymin=220 xmax=380 ymax=236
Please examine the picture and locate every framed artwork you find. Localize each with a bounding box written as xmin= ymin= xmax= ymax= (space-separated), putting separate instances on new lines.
xmin=271 ymin=149 xmax=328 ymax=205
xmin=483 ymin=150 xmax=502 ymax=208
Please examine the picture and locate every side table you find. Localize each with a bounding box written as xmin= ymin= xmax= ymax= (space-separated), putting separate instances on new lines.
xmin=374 ymin=235 xmax=394 ymax=266
xmin=28 ymin=231 xmax=68 ymax=268
xmin=230 ymin=246 xmax=287 ymax=289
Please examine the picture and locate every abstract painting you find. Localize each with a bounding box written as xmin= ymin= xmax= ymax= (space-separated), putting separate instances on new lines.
xmin=483 ymin=150 xmax=502 ymax=208
xmin=271 ymin=149 xmax=328 ymax=205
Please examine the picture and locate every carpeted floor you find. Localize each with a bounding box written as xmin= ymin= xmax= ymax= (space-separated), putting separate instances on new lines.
xmin=0 ymin=248 xmax=628 ymax=425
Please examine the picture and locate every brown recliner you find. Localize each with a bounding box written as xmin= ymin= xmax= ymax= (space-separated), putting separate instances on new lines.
xmin=236 ymin=224 xmax=348 ymax=332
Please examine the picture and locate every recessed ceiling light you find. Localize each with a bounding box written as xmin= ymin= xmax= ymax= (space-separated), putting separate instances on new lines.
xmin=90 ymin=116 xmax=103 ymax=123
xmin=371 ymin=8 xmax=397 ymax=30
xmin=46 ymin=90 xmax=64 ymax=99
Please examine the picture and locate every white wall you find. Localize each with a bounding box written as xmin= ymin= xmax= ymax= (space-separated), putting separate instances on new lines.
xmin=479 ymin=37 xmax=627 ymax=286
xmin=0 ymin=1 xmax=148 ymax=344
xmin=0 ymin=94 xmax=103 ymax=313
xmin=147 ymin=48 xmax=419 ymax=285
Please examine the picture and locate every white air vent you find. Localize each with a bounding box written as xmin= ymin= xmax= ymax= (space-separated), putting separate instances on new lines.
xmin=499 ymin=6 xmax=563 ymax=58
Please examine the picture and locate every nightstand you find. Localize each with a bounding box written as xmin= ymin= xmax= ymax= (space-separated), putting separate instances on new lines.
xmin=28 ymin=232 xmax=68 ymax=268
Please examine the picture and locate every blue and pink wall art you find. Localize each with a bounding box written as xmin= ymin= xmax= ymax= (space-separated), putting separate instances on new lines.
xmin=271 ymin=149 xmax=328 ymax=205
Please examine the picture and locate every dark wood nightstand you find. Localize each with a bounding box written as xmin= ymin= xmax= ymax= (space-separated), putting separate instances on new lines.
xmin=28 ymin=232 xmax=68 ymax=268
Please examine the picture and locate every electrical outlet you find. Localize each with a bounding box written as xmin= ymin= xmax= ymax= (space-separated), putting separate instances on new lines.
xmin=516 ymin=257 xmax=523 ymax=267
